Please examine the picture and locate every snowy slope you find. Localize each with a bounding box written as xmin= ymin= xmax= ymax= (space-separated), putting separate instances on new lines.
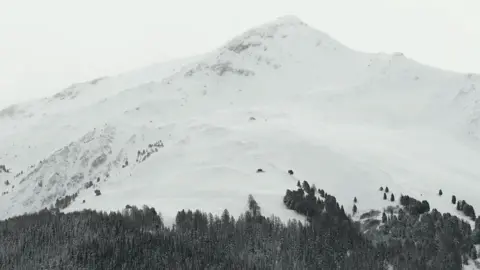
xmin=1 ymin=15 xmax=480 ymax=230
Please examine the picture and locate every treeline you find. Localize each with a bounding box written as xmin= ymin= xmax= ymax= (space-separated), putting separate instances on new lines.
xmin=0 ymin=194 xmax=378 ymax=270
xmin=283 ymin=180 xmax=383 ymax=269
xmin=457 ymin=199 xmax=476 ymax=220
xmin=398 ymin=194 xmax=430 ymax=215
xmin=282 ymin=180 xmax=479 ymax=270
xmin=0 ymin=180 xmax=479 ymax=269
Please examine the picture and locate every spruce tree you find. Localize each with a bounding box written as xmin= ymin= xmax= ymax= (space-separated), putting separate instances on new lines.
xmin=352 ymin=204 xmax=357 ymax=215
xmin=353 ymin=197 xmax=357 ymax=203
xmin=385 ymin=186 xmax=389 ymax=193
xmin=390 ymin=193 xmax=395 ymax=202
xmin=248 ymin=194 xmax=261 ymax=217
xmin=452 ymin=195 xmax=456 ymax=204
xmin=438 ymin=189 xmax=443 ymax=196
xmin=383 ymin=193 xmax=387 ymax=200
xmin=382 ymin=212 xmax=387 ymax=223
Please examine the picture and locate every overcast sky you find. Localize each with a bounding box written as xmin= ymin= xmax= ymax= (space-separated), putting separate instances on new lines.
xmin=1 ymin=0 xmax=479 ymax=108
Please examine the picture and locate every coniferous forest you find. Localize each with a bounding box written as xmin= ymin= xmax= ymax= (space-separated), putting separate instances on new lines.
xmin=0 ymin=180 xmax=479 ymax=269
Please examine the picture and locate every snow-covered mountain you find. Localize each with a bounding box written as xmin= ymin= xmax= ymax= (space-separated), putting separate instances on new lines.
xmin=1 ymin=15 xmax=480 ymax=226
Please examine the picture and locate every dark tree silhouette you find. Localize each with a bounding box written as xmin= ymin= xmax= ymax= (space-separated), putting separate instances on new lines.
xmin=461 ymin=201 xmax=476 ymax=220
xmin=248 ymin=194 xmax=261 ymax=217
xmin=0 ymin=179 xmax=476 ymax=270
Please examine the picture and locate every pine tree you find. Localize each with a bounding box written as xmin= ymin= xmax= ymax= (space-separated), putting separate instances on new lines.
xmin=438 ymin=189 xmax=443 ymax=196
xmin=383 ymin=193 xmax=387 ymax=200
xmin=421 ymin=200 xmax=430 ymax=213
xmin=302 ymin=181 xmax=311 ymax=192
xmin=341 ymin=205 xmax=346 ymax=217
xmin=221 ymin=209 xmax=231 ymax=224
xmin=248 ymin=194 xmax=261 ymax=217
xmin=452 ymin=195 xmax=456 ymax=204
xmin=390 ymin=193 xmax=395 ymax=202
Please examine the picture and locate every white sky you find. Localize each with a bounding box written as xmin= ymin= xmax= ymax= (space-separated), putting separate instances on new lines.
xmin=1 ymin=0 xmax=479 ymax=109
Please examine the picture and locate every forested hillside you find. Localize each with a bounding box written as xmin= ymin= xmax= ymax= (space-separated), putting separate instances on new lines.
xmin=1 ymin=180 xmax=479 ymax=269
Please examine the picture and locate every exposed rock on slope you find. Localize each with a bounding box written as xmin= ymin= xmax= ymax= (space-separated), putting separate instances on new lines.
xmin=1 ymin=16 xmax=480 ymax=225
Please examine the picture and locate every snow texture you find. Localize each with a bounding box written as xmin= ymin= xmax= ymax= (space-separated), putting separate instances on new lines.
xmin=1 ymin=15 xmax=480 ymax=232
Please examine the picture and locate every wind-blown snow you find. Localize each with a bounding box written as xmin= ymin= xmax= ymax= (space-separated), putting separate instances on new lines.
xmin=1 ymin=16 xmax=480 ymax=231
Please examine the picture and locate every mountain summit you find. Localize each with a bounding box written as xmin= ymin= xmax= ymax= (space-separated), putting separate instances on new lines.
xmin=1 ymin=17 xmax=480 ymax=226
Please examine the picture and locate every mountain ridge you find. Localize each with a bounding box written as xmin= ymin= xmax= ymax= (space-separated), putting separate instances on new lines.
xmin=1 ymin=16 xmax=480 ymax=230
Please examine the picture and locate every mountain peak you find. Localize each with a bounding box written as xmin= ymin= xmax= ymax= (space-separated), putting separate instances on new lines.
xmin=218 ymin=15 xmax=347 ymax=57
xmin=177 ymin=15 xmax=351 ymax=80
xmin=266 ymin=15 xmax=307 ymax=27
xmin=3 ymin=14 xmax=480 ymax=236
